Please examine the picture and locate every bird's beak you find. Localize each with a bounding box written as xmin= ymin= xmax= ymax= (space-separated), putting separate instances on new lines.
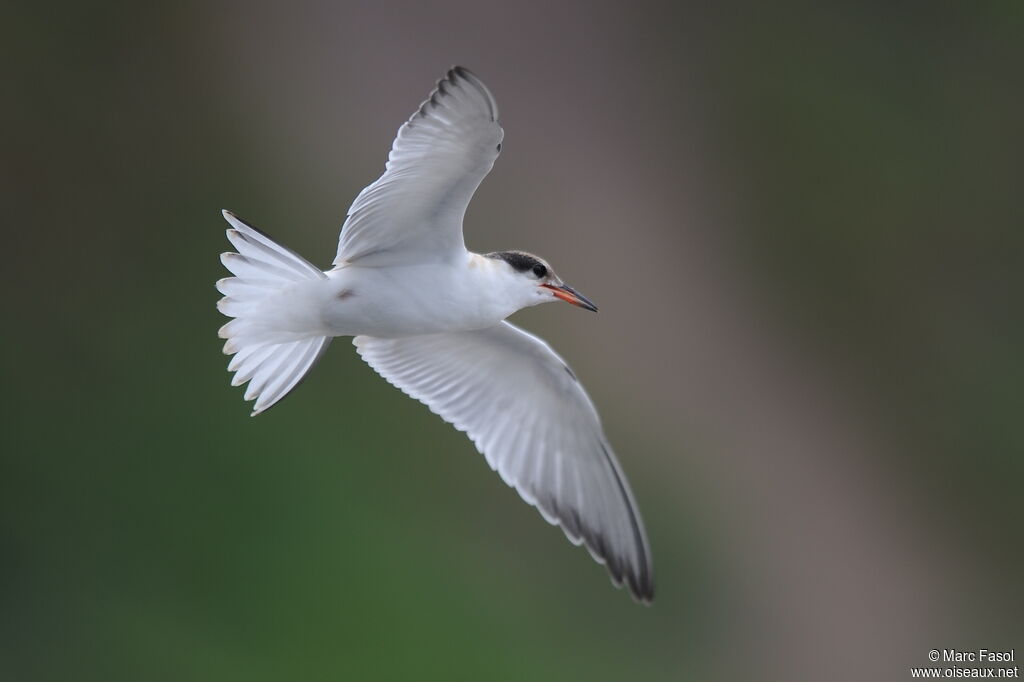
xmin=541 ymin=283 xmax=599 ymax=312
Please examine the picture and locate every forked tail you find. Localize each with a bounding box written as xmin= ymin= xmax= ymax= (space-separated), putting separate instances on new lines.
xmin=216 ymin=210 xmax=331 ymax=415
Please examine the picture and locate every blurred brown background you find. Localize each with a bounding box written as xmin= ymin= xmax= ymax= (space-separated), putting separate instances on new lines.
xmin=4 ymin=2 xmax=1022 ymax=680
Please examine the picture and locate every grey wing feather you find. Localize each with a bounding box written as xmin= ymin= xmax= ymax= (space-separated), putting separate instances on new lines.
xmin=335 ymin=67 xmax=504 ymax=266
xmin=354 ymin=322 xmax=654 ymax=603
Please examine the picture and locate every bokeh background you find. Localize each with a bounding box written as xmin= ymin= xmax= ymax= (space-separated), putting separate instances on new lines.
xmin=4 ymin=2 xmax=1022 ymax=680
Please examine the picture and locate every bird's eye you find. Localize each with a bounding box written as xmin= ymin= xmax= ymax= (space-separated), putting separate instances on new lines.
xmin=532 ymin=263 xmax=547 ymax=278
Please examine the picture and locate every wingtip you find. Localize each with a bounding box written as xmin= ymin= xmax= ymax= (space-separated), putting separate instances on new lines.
xmin=632 ymin=578 xmax=655 ymax=606
xmin=614 ymin=567 xmax=654 ymax=606
xmin=442 ymin=65 xmax=498 ymax=121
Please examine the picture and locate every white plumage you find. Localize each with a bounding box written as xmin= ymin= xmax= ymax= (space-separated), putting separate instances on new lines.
xmin=355 ymin=323 xmax=652 ymax=600
xmin=216 ymin=67 xmax=654 ymax=602
xmin=336 ymin=67 xmax=502 ymax=266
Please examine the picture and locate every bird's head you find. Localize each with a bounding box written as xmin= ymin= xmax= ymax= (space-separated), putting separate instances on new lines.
xmin=485 ymin=251 xmax=598 ymax=313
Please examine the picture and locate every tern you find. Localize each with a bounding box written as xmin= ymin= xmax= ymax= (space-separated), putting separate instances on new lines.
xmin=216 ymin=67 xmax=653 ymax=603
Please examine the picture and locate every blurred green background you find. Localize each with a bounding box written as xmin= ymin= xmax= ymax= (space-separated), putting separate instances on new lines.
xmin=4 ymin=2 xmax=1022 ymax=680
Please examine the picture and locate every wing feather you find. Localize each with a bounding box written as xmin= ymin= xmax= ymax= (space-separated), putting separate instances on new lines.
xmin=354 ymin=322 xmax=654 ymax=603
xmin=335 ymin=67 xmax=503 ymax=266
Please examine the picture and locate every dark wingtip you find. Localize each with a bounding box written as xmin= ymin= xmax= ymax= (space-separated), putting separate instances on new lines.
xmin=616 ymin=558 xmax=654 ymax=606
xmin=444 ymin=65 xmax=498 ymax=121
xmin=632 ymin=574 xmax=655 ymax=605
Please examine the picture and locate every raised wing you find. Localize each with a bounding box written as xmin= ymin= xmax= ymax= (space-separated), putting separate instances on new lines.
xmin=334 ymin=67 xmax=504 ymax=266
xmin=354 ymin=322 xmax=654 ymax=603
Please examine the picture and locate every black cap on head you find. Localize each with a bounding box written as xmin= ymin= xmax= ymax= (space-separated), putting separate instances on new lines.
xmin=485 ymin=250 xmax=546 ymax=274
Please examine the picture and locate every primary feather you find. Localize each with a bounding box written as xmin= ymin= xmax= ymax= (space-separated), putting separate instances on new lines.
xmin=216 ymin=67 xmax=655 ymax=602
xmin=334 ymin=67 xmax=504 ymax=266
xmin=355 ymin=322 xmax=654 ymax=603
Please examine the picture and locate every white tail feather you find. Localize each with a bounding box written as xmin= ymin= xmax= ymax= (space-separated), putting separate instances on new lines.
xmin=217 ymin=210 xmax=331 ymax=415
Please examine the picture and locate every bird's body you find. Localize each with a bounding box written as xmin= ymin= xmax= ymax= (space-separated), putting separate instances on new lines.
xmin=216 ymin=67 xmax=654 ymax=603
xmin=322 ymin=255 xmax=523 ymax=337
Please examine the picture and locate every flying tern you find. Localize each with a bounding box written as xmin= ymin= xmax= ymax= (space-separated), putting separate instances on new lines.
xmin=216 ymin=66 xmax=654 ymax=602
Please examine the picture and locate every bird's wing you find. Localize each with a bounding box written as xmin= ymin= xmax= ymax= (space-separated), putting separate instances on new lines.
xmin=354 ymin=322 xmax=654 ymax=602
xmin=334 ymin=67 xmax=504 ymax=267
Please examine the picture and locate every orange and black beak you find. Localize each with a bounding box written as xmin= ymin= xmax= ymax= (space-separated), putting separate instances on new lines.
xmin=541 ymin=282 xmax=599 ymax=312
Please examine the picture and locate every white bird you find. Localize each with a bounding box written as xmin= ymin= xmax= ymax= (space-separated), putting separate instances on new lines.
xmin=216 ymin=67 xmax=653 ymax=603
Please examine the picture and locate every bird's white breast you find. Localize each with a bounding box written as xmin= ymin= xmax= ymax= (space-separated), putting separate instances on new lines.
xmin=318 ymin=254 xmax=518 ymax=338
